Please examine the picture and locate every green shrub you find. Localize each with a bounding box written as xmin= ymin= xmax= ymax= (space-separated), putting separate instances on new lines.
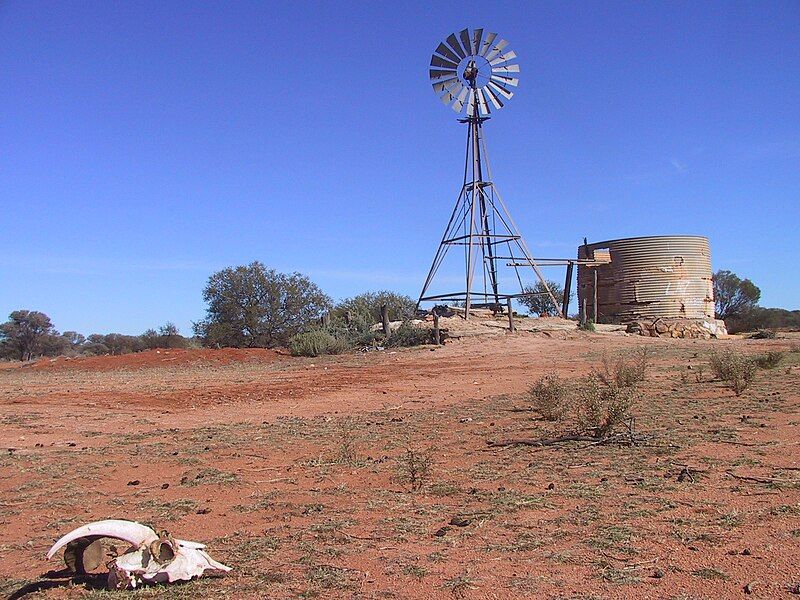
xmin=325 ymin=314 xmax=378 ymax=348
xmin=288 ymin=330 xmax=348 ymax=357
xmin=529 ymin=374 xmax=570 ymax=421
xmin=388 ymin=322 xmax=431 ymax=347
xmin=578 ymin=319 xmax=596 ymax=332
xmin=709 ymin=350 xmax=757 ymax=395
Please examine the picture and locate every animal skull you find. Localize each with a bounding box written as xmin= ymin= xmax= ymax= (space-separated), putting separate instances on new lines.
xmin=47 ymin=519 xmax=231 ymax=589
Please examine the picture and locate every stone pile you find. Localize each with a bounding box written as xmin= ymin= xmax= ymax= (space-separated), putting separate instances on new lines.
xmin=626 ymin=317 xmax=727 ymax=339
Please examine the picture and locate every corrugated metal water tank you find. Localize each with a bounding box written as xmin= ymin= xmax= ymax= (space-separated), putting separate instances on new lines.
xmin=577 ymin=235 xmax=714 ymax=323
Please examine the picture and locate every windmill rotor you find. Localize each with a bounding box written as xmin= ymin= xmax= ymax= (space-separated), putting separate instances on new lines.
xmin=429 ymin=27 xmax=521 ymax=116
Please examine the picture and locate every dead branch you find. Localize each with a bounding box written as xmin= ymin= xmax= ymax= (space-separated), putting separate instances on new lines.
xmin=487 ymin=435 xmax=601 ymax=448
xmin=725 ymin=470 xmax=798 ymax=485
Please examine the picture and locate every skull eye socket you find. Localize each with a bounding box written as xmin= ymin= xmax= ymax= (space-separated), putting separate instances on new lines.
xmin=149 ymin=540 xmax=176 ymax=563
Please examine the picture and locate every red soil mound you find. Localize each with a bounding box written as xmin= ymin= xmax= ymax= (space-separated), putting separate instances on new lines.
xmin=16 ymin=347 xmax=284 ymax=372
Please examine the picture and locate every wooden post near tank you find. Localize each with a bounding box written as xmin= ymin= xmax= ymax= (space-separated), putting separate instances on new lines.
xmin=506 ymin=297 xmax=515 ymax=332
xmin=433 ymin=312 xmax=441 ymax=345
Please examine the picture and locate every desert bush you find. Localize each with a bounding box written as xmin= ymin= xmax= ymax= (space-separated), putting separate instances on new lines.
xmin=529 ymin=374 xmax=570 ymax=421
xmin=753 ymin=351 xmax=784 ymax=370
xmin=396 ymin=448 xmax=432 ymax=492
xmin=387 ymin=322 xmax=431 ymax=347
xmin=288 ymin=330 xmax=348 ymax=357
xmin=335 ymin=419 xmax=359 ymax=465
xmin=325 ymin=314 xmax=378 ymax=349
xmin=709 ymin=350 xmax=757 ymax=396
xmin=748 ymin=329 xmax=776 ymax=340
xmin=578 ymin=319 xmax=596 ymax=332
xmin=595 ymin=348 xmax=649 ymax=388
xmin=574 ymin=376 xmax=634 ymax=438
xmin=333 ymin=291 xmax=415 ymax=325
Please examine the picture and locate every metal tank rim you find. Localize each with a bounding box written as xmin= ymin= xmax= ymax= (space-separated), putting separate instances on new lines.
xmin=581 ymin=234 xmax=710 ymax=247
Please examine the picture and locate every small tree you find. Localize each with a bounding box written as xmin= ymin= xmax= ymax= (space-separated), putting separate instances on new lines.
xmin=159 ymin=322 xmax=179 ymax=337
xmin=334 ymin=291 xmax=415 ymax=325
xmin=713 ymin=270 xmax=760 ymax=321
xmin=519 ymin=280 xmax=566 ymax=317
xmin=194 ymin=262 xmax=332 ymax=348
xmin=0 ymin=310 xmax=55 ymax=361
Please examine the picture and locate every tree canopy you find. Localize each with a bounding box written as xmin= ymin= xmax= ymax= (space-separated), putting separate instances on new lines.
xmin=519 ymin=280 xmax=567 ymax=317
xmin=0 ymin=310 xmax=55 ymax=361
xmin=194 ymin=262 xmax=331 ymax=348
xmin=713 ymin=270 xmax=761 ymax=321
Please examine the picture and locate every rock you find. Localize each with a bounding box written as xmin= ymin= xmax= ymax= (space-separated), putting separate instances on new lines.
xmin=651 ymin=568 xmax=665 ymax=579
xmin=744 ymin=581 xmax=757 ymax=594
xmin=655 ymin=322 xmax=668 ymax=334
xmin=449 ymin=516 xmax=472 ymax=527
xmin=433 ymin=526 xmax=450 ymax=537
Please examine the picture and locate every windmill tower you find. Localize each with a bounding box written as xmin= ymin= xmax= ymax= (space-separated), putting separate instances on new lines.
xmin=417 ymin=28 xmax=562 ymax=319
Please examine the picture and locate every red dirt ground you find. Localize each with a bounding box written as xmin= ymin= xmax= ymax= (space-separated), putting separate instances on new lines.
xmin=0 ymin=332 xmax=798 ymax=599
xmin=12 ymin=348 xmax=283 ymax=373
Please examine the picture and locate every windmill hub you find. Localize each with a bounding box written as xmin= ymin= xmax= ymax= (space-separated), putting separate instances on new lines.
xmin=418 ymin=27 xmax=563 ymax=319
xmin=463 ymin=60 xmax=479 ymax=85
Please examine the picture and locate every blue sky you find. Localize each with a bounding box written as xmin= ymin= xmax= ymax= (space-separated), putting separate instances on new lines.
xmin=1 ymin=1 xmax=798 ymax=335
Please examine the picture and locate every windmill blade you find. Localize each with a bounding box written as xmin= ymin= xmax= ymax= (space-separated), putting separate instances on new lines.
xmin=479 ymin=32 xmax=497 ymax=56
xmin=459 ymin=28 xmax=473 ymax=55
xmin=492 ymin=63 xmax=520 ymax=73
xmin=440 ymin=82 xmax=464 ymax=106
xmin=432 ymin=76 xmax=460 ymax=94
xmin=435 ymin=42 xmax=461 ymax=64
xmin=476 ymin=88 xmax=490 ymax=115
xmin=466 ymin=89 xmax=476 ymax=116
xmin=451 ymin=86 xmax=470 ymax=112
xmin=485 ymin=38 xmax=509 ymax=62
xmin=429 ymin=68 xmax=457 ymax=81
xmin=488 ymin=80 xmax=513 ymax=100
xmin=489 ymin=50 xmax=517 ymax=65
xmin=430 ymin=54 xmax=458 ymax=69
xmin=490 ymin=74 xmax=519 ymax=87
xmin=446 ymin=33 xmax=466 ymax=59
xmin=472 ymin=28 xmax=483 ymax=57
xmin=484 ymin=85 xmax=504 ymax=109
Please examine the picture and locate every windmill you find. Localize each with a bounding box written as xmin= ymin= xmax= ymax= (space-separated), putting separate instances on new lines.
xmin=417 ymin=27 xmax=563 ymax=319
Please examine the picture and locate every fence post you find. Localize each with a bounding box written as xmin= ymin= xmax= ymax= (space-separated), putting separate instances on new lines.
xmin=507 ymin=297 xmax=515 ymax=333
xmin=381 ymin=304 xmax=390 ymax=337
xmin=433 ymin=312 xmax=441 ymax=345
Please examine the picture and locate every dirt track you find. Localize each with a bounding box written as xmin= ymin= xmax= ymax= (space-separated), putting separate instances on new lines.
xmin=1 ymin=333 xmax=799 ymax=598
